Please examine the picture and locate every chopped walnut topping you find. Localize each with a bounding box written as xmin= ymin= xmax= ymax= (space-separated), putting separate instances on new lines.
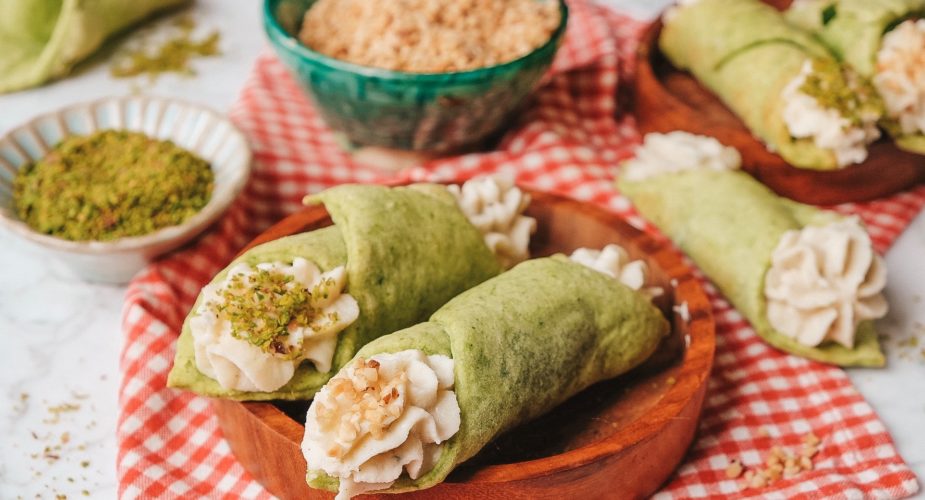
xmin=725 ymin=459 xmax=743 ymax=479
xmin=314 ymin=358 xmax=407 ymax=458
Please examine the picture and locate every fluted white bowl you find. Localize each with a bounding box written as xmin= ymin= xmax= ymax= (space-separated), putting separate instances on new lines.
xmin=0 ymin=97 xmax=252 ymax=283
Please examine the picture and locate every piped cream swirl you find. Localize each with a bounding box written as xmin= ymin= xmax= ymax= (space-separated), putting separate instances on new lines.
xmin=781 ymin=60 xmax=881 ymax=167
xmin=764 ymin=218 xmax=888 ymax=348
xmin=447 ymin=175 xmax=536 ymax=269
xmin=302 ymin=350 xmax=460 ymax=500
xmin=874 ymin=19 xmax=925 ymax=137
xmin=189 ymin=258 xmax=359 ymax=392
xmin=621 ymin=131 xmax=741 ymax=182
xmin=570 ymin=244 xmax=650 ymax=291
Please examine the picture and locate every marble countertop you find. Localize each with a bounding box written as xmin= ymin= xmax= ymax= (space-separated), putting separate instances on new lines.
xmin=0 ymin=1 xmax=922 ymax=499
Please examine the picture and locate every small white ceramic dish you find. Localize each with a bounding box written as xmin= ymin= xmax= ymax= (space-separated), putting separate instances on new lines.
xmin=0 ymin=96 xmax=252 ymax=284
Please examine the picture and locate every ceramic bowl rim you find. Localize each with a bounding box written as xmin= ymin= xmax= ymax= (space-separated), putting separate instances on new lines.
xmin=263 ymin=0 xmax=569 ymax=83
xmin=0 ymin=96 xmax=253 ymax=255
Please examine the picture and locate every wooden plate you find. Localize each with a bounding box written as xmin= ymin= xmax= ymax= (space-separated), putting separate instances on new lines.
xmin=633 ymin=5 xmax=925 ymax=206
xmin=211 ymin=189 xmax=715 ymax=499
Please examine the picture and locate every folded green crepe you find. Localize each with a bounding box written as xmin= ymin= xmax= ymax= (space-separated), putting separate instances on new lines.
xmin=0 ymin=0 xmax=187 ymax=93
xmin=167 ymin=184 xmax=502 ymax=400
xmin=659 ymin=0 xmax=881 ymax=169
xmin=306 ymin=256 xmax=669 ymax=495
xmin=786 ymin=0 xmax=925 ymax=154
xmin=619 ymin=170 xmax=884 ymax=367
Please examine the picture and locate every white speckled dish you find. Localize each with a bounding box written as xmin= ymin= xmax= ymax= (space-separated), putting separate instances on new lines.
xmin=0 ymin=96 xmax=252 ymax=283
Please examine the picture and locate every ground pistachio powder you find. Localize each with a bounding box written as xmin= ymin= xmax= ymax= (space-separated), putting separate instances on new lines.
xmin=13 ymin=130 xmax=213 ymax=241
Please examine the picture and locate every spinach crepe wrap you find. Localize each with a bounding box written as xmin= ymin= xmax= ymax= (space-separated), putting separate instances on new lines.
xmin=301 ymin=255 xmax=669 ymax=499
xmin=618 ymin=133 xmax=887 ymax=367
xmin=0 ymin=0 xmax=187 ymax=93
xmin=168 ymin=183 xmax=507 ymax=400
xmin=786 ymin=0 xmax=925 ymax=153
xmin=660 ymin=0 xmax=883 ymax=169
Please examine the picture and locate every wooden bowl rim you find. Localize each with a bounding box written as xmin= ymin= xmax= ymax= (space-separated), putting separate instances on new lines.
xmin=227 ymin=187 xmax=716 ymax=484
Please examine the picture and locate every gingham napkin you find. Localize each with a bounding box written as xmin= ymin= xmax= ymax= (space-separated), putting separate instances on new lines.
xmin=118 ymin=1 xmax=923 ymax=497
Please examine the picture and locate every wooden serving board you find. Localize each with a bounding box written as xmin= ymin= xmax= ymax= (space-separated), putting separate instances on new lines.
xmin=212 ymin=189 xmax=715 ymax=499
xmin=633 ymin=8 xmax=925 ymax=206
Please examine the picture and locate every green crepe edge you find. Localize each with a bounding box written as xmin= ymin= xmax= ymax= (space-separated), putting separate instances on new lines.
xmin=618 ymin=170 xmax=885 ymax=368
xmin=167 ymin=183 xmax=502 ymax=400
xmin=659 ymin=0 xmax=863 ymax=170
xmin=0 ymin=0 xmax=189 ymax=93
xmin=306 ymin=256 xmax=669 ymax=494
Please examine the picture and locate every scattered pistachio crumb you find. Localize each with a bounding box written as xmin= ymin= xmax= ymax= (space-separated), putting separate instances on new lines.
xmin=666 ymin=376 xmax=677 ymax=386
xmin=13 ymin=130 xmax=213 ymax=242
xmin=111 ymin=15 xmax=221 ymax=80
xmin=210 ymin=268 xmax=329 ymax=358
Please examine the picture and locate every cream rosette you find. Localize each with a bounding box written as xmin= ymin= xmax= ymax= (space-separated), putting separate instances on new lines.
xmin=621 ymin=131 xmax=741 ymax=182
xmin=189 ymin=258 xmax=359 ymax=392
xmin=874 ymin=19 xmax=925 ymax=138
xmin=781 ymin=60 xmax=881 ymax=167
xmin=302 ymin=350 xmax=460 ymax=500
xmin=447 ymin=175 xmax=536 ymax=269
xmin=570 ymin=244 xmax=649 ymax=290
xmin=765 ymin=218 xmax=888 ymax=348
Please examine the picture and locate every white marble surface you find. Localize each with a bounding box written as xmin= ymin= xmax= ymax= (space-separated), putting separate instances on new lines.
xmin=0 ymin=1 xmax=264 ymax=499
xmin=0 ymin=1 xmax=922 ymax=499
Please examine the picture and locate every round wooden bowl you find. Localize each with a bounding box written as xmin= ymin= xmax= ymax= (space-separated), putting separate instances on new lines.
xmin=211 ymin=189 xmax=715 ymax=499
xmin=633 ymin=6 xmax=925 ymax=206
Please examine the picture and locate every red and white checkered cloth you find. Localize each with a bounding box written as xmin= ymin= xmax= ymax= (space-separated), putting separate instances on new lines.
xmin=118 ymin=1 xmax=923 ymax=498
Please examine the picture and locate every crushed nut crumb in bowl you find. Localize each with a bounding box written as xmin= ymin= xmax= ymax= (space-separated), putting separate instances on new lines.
xmin=263 ymin=0 xmax=568 ymax=153
xmin=0 ymin=96 xmax=252 ymax=284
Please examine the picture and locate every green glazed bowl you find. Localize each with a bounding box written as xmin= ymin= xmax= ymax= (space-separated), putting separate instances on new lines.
xmin=263 ymin=0 xmax=568 ymax=152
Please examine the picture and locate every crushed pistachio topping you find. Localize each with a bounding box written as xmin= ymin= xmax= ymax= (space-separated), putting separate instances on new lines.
xmin=13 ymin=130 xmax=213 ymax=241
xmin=111 ymin=15 xmax=221 ymax=80
xmin=799 ymin=58 xmax=883 ymax=128
xmin=315 ymin=358 xmax=406 ymax=458
xmin=207 ymin=267 xmax=339 ymax=360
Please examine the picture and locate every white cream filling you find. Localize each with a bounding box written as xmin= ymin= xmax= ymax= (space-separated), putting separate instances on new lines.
xmin=189 ymin=258 xmax=359 ymax=392
xmin=764 ymin=218 xmax=888 ymax=348
xmin=874 ymin=19 xmax=925 ymax=137
xmin=303 ymin=350 xmax=460 ymax=500
xmin=570 ymin=244 xmax=651 ymax=291
xmin=447 ymin=175 xmax=536 ymax=269
xmin=781 ymin=60 xmax=881 ymax=167
xmin=620 ymin=131 xmax=741 ymax=182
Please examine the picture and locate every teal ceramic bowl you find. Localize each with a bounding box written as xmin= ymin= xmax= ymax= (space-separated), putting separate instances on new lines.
xmin=264 ymin=0 xmax=568 ymax=152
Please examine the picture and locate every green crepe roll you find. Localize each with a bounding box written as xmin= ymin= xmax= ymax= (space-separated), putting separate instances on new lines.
xmin=303 ymin=256 xmax=669 ymax=497
xmin=167 ymin=184 xmax=502 ymax=400
xmin=619 ymin=170 xmax=885 ymax=367
xmin=786 ymin=0 xmax=925 ymax=153
xmin=0 ymin=0 xmax=189 ymax=93
xmin=660 ymin=0 xmax=883 ymax=169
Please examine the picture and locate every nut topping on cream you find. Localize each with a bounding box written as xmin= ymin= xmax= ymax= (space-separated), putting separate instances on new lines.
xmin=621 ymin=131 xmax=741 ymax=182
xmin=570 ymin=244 xmax=651 ymax=291
xmin=874 ymin=19 xmax=925 ymax=137
xmin=303 ymin=350 xmax=460 ymax=500
xmin=447 ymin=175 xmax=536 ymax=269
xmin=189 ymin=258 xmax=359 ymax=392
xmin=781 ymin=60 xmax=881 ymax=167
xmin=764 ymin=219 xmax=888 ymax=348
